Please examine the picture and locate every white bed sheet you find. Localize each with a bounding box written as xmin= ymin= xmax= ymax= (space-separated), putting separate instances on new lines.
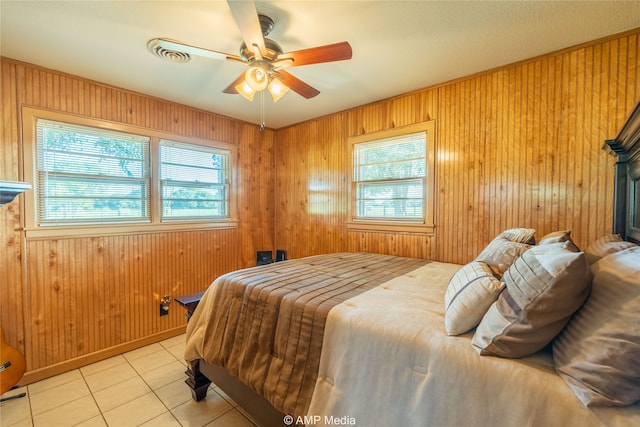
xmin=307 ymin=261 xmax=640 ymax=427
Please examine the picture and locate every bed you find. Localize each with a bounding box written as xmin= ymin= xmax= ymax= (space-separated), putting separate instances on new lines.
xmin=183 ymin=101 xmax=640 ymax=427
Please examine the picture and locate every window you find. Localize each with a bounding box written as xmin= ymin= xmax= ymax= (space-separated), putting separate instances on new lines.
xmin=348 ymin=121 xmax=435 ymax=234
xmin=160 ymin=140 xmax=230 ymax=220
xmin=353 ymin=133 xmax=425 ymax=220
xmin=35 ymin=119 xmax=150 ymax=225
xmin=22 ymin=108 xmax=237 ymax=238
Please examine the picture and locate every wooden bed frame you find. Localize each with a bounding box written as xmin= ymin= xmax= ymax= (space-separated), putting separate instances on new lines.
xmin=607 ymin=100 xmax=640 ymax=245
xmin=185 ymin=100 xmax=640 ymax=427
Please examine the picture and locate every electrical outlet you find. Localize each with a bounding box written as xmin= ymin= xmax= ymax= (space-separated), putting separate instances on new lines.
xmin=160 ymin=295 xmax=171 ymax=316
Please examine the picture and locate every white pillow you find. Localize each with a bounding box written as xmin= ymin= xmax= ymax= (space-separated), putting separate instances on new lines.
xmin=444 ymin=261 xmax=504 ymax=336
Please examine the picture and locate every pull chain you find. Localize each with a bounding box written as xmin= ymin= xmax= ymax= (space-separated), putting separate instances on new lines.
xmin=259 ymin=91 xmax=266 ymax=131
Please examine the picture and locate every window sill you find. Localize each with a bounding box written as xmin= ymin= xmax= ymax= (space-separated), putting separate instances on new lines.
xmin=346 ymin=220 xmax=435 ymax=235
xmin=25 ymin=220 xmax=239 ymax=240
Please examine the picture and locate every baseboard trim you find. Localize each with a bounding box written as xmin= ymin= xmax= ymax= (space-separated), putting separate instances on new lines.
xmin=19 ymin=326 xmax=186 ymax=386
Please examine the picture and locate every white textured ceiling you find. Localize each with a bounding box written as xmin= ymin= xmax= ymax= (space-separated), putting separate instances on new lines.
xmin=1 ymin=1 xmax=639 ymax=129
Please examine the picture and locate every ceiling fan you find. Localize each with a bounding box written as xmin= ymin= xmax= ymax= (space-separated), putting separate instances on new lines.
xmin=148 ymin=0 xmax=352 ymax=102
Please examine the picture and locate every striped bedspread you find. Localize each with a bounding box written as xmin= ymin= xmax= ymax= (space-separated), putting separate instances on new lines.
xmin=184 ymin=252 xmax=430 ymax=417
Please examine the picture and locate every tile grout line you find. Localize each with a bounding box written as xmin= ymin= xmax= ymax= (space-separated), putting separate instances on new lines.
xmin=124 ymin=344 xmax=184 ymax=427
xmin=77 ymin=367 xmax=109 ymax=427
xmin=27 ymin=385 xmax=35 ymax=427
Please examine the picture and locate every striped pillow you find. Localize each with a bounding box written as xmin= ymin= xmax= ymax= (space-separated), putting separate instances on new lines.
xmin=553 ymin=245 xmax=640 ymax=406
xmin=584 ymin=234 xmax=636 ymax=265
xmin=474 ymin=228 xmax=535 ymax=277
xmin=499 ymin=227 xmax=536 ymax=245
xmin=444 ymin=261 xmax=504 ymax=336
xmin=475 ymin=237 xmax=531 ymax=277
xmin=539 ymin=230 xmax=580 ymax=251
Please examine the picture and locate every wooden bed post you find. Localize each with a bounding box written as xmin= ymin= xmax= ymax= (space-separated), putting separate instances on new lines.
xmin=185 ymin=359 xmax=211 ymax=401
xmin=606 ymin=139 xmax=628 ymax=238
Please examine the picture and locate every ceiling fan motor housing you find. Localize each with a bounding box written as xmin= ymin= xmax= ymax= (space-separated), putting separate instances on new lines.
xmin=240 ymin=38 xmax=283 ymax=63
xmin=258 ymin=15 xmax=274 ymax=37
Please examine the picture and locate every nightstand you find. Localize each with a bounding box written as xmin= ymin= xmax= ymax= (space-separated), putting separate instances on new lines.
xmin=175 ymin=291 xmax=205 ymax=321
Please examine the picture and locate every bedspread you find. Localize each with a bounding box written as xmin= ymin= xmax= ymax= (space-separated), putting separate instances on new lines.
xmin=184 ymin=252 xmax=430 ymax=417
xmin=307 ymin=261 xmax=640 ymax=427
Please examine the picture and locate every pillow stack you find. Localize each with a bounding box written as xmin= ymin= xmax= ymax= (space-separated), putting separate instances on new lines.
xmin=471 ymin=240 xmax=590 ymax=358
xmin=444 ymin=228 xmax=590 ymax=350
xmin=445 ymin=231 xmax=640 ymax=407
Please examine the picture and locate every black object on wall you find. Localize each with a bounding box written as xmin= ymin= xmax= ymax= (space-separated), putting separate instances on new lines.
xmin=276 ymin=250 xmax=286 ymax=262
xmin=256 ymin=251 xmax=273 ymax=266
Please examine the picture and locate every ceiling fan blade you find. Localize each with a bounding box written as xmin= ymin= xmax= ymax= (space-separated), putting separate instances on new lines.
xmin=223 ymin=72 xmax=246 ymax=94
xmin=278 ymin=70 xmax=320 ymax=99
xmin=227 ymin=0 xmax=266 ymax=56
xmin=276 ymin=42 xmax=352 ymax=68
xmin=157 ymin=38 xmax=243 ymax=62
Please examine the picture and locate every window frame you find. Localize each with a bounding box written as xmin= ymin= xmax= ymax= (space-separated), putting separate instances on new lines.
xmin=347 ymin=121 xmax=436 ymax=234
xmin=22 ymin=107 xmax=238 ymax=239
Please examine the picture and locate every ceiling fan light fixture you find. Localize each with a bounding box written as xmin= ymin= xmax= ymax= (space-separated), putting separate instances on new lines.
xmin=268 ymin=76 xmax=289 ymax=102
xmin=245 ymin=63 xmax=269 ymax=91
xmin=235 ymin=80 xmax=256 ymax=101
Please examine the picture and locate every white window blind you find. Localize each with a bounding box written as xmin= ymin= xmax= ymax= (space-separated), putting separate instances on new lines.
xmin=160 ymin=140 xmax=230 ymax=220
xmin=353 ymin=132 xmax=426 ymax=221
xmin=36 ymin=119 xmax=150 ymax=224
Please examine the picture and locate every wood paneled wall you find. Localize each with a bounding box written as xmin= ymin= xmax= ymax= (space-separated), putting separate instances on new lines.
xmin=275 ymin=113 xmax=349 ymax=257
xmin=1 ymin=58 xmax=275 ymax=380
xmin=275 ymin=30 xmax=640 ymax=264
xmin=2 ymin=28 xmax=639 ymax=383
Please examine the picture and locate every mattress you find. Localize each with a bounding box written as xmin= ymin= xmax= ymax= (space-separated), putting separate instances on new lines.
xmin=184 ymin=252 xmax=430 ymax=417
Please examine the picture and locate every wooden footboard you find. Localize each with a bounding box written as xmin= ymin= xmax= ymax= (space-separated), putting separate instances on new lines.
xmin=186 ymin=359 xmax=287 ymax=427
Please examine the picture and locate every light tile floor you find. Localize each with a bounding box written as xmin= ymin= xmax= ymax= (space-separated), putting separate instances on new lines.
xmin=0 ymin=335 xmax=261 ymax=427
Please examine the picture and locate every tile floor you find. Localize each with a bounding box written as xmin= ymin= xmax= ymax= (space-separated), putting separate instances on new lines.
xmin=0 ymin=334 xmax=262 ymax=427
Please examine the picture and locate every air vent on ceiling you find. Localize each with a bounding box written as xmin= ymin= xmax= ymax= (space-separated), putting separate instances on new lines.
xmin=147 ymin=38 xmax=191 ymax=63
